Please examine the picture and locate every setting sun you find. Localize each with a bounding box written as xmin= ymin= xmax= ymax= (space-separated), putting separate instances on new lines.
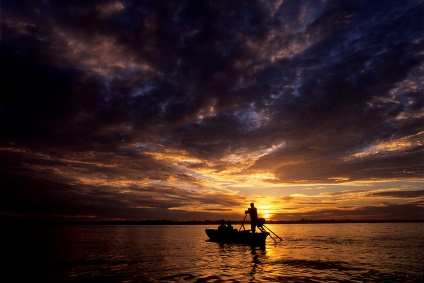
xmin=258 ymin=205 xmax=275 ymax=220
xmin=262 ymin=212 xmax=273 ymax=219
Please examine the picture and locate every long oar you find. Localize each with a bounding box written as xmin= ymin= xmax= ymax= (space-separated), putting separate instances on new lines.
xmin=268 ymin=232 xmax=278 ymax=243
xmin=239 ymin=214 xmax=247 ymax=231
xmin=258 ymin=225 xmax=278 ymax=243
xmin=263 ymin=224 xmax=283 ymax=241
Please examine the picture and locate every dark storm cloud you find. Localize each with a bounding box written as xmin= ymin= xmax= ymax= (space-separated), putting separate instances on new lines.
xmin=2 ymin=1 xmax=423 ymax=147
xmin=1 ymin=0 xmax=423 ymax=219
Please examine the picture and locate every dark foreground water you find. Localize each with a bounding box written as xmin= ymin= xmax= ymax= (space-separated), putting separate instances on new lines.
xmin=3 ymin=223 xmax=424 ymax=282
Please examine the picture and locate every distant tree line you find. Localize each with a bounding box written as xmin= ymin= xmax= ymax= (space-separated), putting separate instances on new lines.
xmin=55 ymin=218 xmax=424 ymax=225
xmin=1 ymin=216 xmax=423 ymax=225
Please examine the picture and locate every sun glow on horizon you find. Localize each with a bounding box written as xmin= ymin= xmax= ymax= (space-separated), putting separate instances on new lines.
xmin=257 ymin=205 xmax=276 ymax=220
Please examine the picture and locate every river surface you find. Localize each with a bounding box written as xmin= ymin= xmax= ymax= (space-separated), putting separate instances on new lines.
xmin=3 ymin=223 xmax=424 ymax=282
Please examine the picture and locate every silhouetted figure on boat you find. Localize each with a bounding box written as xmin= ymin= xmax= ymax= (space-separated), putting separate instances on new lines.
xmin=245 ymin=203 xmax=258 ymax=233
xmin=218 ymin=219 xmax=227 ymax=231
xmin=227 ymin=220 xmax=234 ymax=230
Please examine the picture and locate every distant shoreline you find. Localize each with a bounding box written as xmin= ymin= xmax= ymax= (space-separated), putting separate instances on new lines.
xmin=58 ymin=219 xmax=424 ymax=225
xmin=2 ymin=218 xmax=423 ymax=225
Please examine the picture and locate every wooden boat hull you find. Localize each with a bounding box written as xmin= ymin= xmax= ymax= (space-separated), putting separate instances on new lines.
xmin=205 ymin=229 xmax=269 ymax=246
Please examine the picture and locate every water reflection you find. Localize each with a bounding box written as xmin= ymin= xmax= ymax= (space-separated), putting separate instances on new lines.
xmin=7 ymin=223 xmax=423 ymax=283
xmin=249 ymin=246 xmax=264 ymax=282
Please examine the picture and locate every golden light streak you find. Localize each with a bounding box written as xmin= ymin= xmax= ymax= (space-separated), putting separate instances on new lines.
xmin=344 ymin=131 xmax=423 ymax=160
xmin=328 ymin=177 xmax=351 ymax=182
xmin=145 ymin=149 xmax=203 ymax=165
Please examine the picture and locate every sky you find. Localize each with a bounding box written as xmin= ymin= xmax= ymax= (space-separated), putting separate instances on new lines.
xmin=1 ymin=0 xmax=423 ymax=222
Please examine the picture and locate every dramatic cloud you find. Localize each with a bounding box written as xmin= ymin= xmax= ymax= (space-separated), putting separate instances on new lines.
xmin=1 ymin=0 xmax=423 ymax=221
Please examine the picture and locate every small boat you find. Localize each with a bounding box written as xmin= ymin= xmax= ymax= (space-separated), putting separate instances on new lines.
xmin=205 ymin=228 xmax=269 ymax=246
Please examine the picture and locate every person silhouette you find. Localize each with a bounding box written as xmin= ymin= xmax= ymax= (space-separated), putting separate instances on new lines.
xmin=245 ymin=203 xmax=258 ymax=233
xmin=218 ymin=219 xmax=226 ymax=232
xmin=227 ymin=220 xmax=234 ymax=230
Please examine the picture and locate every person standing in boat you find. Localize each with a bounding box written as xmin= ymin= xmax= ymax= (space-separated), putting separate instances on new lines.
xmin=245 ymin=203 xmax=258 ymax=233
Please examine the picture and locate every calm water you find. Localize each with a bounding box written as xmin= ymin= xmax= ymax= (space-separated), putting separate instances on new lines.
xmin=3 ymin=223 xmax=424 ymax=282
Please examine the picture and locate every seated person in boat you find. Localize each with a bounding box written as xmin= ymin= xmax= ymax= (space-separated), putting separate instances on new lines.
xmin=218 ymin=219 xmax=227 ymax=231
xmin=227 ymin=220 xmax=234 ymax=230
